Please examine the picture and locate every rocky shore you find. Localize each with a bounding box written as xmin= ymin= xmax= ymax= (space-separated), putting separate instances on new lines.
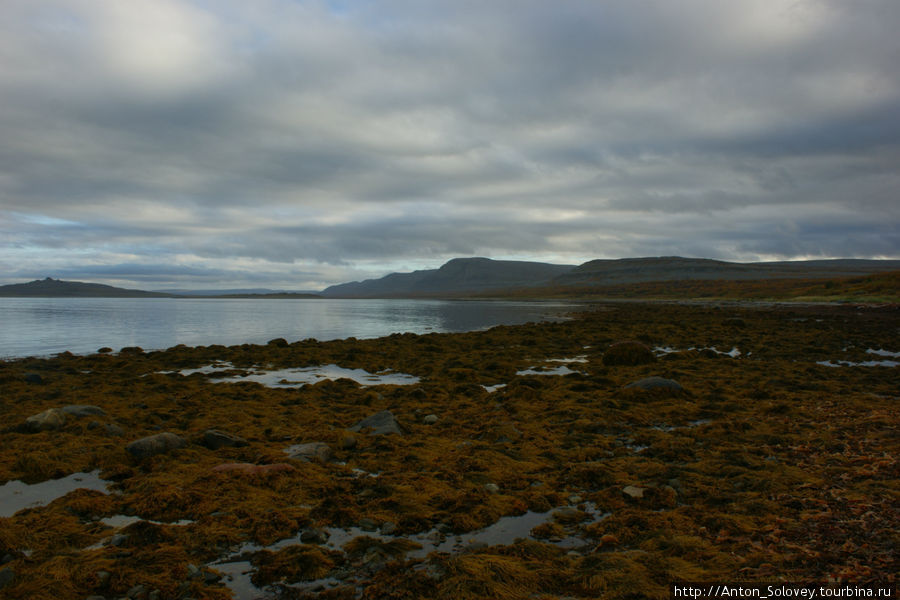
xmin=0 ymin=302 xmax=897 ymax=599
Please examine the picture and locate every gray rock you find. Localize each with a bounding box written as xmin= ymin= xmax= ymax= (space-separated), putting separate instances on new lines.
xmin=22 ymin=408 xmax=66 ymax=432
xmin=622 ymin=485 xmax=645 ymax=499
xmin=203 ymin=571 xmax=221 ymax=584
xmin=127 ymin=584 xmax=147 ymax=599
xmin=552 ymin=507 xmax=583 ymax=522
xmin=300 ymin=528 xmax=329 ymax=544
xmin=110 ymin=533 xmax=129 ymax=547
xmin=349 ymin=410 xmax=403 ymax=435
xmin=380 ymin=521 xmax=397 ymax=535
xmin=125 ymin=432 xmax=187 ymax=460
xmin=359 ymin=518 xmax=378 ymax=532
xmin=105 ymin=424 xmax=125 ymax=437
xmin=423 ymin=414 xmax=439 ymax=425
xmin=62 ymin=404 xmax=107 ymax=417
xmin=284 ymin=442 xmax=333 ymax=462
xmin=201 ymin=429 xmax=248 ymax=450
xmin=85 ymin=596 xmax=105 ymax=600
xmin=484 ymin=483 xmax=500 ymax=494
xmin=186 ymin=564 xmax=201 ymax=579
xmin=624 ymin=376 xmax=684 ymax=392
xmin=96 ymin=570 xmax=111 ymax=586
xmin=0 ymin=567 xmax=13 ymax=589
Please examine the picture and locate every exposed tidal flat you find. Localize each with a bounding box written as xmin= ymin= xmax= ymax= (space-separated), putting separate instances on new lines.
xmin=0 ymin=302 xmax=897 ymax=599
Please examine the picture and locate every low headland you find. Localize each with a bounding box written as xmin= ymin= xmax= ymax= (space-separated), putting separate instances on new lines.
xmin=0 ymin=299 xmax=897 ymax=599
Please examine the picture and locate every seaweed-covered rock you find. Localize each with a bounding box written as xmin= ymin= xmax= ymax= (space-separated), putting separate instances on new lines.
xmin=602 ymin=341 xmax=656 ymax=366
xmin=349 ymin=410 xmax=403 ymax=435
xmin=285 ymin=442 xmax=333 ymax=462
xmin=125 ymin=432 xmax=187 ymax=460
xmin=201 ymin=429 xmax=248 ymax=450
xmin=23 ymin=373 xmax=44 ymax=384
xmin=624 ymin=377 xmax=683 ymax=392
xmin=21 ymin=408 xmax=66 ymax=432
xmin=61 ymin=404 xmax=106 ymax=417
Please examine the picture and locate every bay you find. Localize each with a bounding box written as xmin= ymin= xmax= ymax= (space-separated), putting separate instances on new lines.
xmin=0 ymin=297 xmax=578 ymax=359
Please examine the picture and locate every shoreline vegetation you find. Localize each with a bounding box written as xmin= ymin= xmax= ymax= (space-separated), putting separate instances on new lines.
xmin=0 ymin=301 xmax=898 ymax=599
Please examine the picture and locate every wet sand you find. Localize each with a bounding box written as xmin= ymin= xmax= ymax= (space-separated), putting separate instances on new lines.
xmin=0 ymin=302 xmax=897 ymax=599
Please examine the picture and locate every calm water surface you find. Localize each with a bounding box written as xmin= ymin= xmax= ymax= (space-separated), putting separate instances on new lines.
xmin=0 ymin=298 xmax=578 ymax=359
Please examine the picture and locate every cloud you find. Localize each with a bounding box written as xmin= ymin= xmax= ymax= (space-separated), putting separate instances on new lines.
xmin=0 ymin=0 xmax=897 ymax=288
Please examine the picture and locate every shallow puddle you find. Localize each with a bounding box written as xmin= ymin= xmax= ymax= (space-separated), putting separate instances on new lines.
xmin=654 ymin=345 xmax=742 ymax=357
xmin=0 ymin=471 xmax=111 ymax=517
xmin=867 ymin=348 xmax=900 ymax=358
xmin=100 ymin=514 xmax=196 ymax=528
xmin=817 ymin=359 xmax=899 ymax=368
xmin=516 ymin=365 xmax=583 ymax=376
xmin=482 ymin=383 xmax=507 ymax=393
xmin=546 ymin=356 xmax=589 ymax=363
xmin=210 ymin=503 xmax=607 ymax=599
xmin=177 ymin=363 xmax=420 ymax=387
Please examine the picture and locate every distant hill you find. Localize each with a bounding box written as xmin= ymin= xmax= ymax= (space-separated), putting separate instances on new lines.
xmin=0 ymin=278 xmax=174 ymax=298
xmin=321 ymin=256 xmax=900 ymax=298
xmin=321 ymin=257 xmax=576 ymax=297
xmin=552 ymin=256 xmax=900 ymax=287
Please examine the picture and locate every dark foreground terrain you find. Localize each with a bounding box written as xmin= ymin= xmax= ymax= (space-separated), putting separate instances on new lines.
xmin=0 ymin=302 xmax=897 ymax=599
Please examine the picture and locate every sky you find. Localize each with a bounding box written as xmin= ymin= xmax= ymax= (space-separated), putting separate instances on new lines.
xmin=1 ymin=0 xmax=898 ymax=291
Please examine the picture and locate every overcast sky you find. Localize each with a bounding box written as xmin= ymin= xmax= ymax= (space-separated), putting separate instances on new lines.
xmin=1 ymin=0 xmax=898 ymax=290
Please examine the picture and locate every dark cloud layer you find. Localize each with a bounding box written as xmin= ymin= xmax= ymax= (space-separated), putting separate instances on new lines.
xmin=1 ymin=0 xmax=897 ymax=289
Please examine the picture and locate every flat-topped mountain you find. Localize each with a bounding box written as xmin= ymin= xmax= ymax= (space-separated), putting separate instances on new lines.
xmin=554 ymin=256 xmax=900 ymax=287
xmin=321 ymin=257 xmax=576 ymax=297
xmin=0 ymin=277 xmax=174 ymax=298
xmin=321 ymin=256 xmax=900 ymax=297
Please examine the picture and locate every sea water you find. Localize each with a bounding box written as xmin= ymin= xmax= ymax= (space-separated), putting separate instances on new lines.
xmin=0 ymin=298 xmax=577 ymax=359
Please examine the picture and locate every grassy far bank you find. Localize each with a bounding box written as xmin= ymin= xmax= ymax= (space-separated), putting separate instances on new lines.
xmin=483 ymin=270 xmax=900 ymax=303
xmin=0 ymin=301 xmax=897 ymax=599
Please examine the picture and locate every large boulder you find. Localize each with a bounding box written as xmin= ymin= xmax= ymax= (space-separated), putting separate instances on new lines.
xmin=348 ymin=410 xmax=403 ymax=435
xmin=62 ymin=405 xmax=106 ymax=417
xmin=126 ymin=432 xmax=187 ymax=460
xmin=201 ymin=429 xmax=248 ymax=450
xmin=285 ymin=442 xmax=333 ymax=462
xmin=22 ymin=408 xmax=66 ymax=432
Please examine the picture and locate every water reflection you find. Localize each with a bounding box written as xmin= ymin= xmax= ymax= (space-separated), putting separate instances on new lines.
xmin=0 ymin=298 xmax=577 ymax=358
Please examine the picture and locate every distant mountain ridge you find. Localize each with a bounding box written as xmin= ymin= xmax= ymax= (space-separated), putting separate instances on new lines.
xmin=554 ymin=256 xmax=900 ymax=287
xmin=0 ymin=277 xmax=173 ymax=298
xmin=3 ymin=257 xmax=899 ymax=299
xmin=322 ymin=256 xmax=900 ymax=297
xmin=321 ymin=257 xmax=576 ymax=297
